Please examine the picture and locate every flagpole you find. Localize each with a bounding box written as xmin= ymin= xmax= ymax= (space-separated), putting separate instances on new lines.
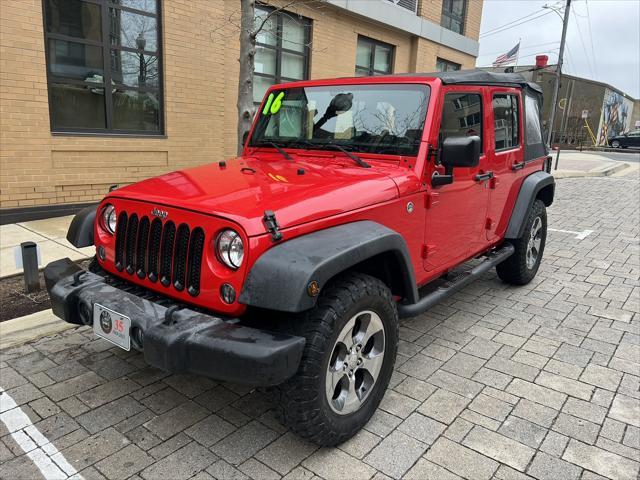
xmin=514 ymin=38 xmax=521 ymax=70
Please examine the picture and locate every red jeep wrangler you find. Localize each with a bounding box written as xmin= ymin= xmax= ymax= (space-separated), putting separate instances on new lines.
xmin=45 ymin=70 xmax=554 ymax=446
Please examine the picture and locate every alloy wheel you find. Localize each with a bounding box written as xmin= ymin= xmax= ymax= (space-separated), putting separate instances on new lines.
xmin=526 ymin=216 xmax=543 ymax=269
xmin=325 ymin=310 xmax=385 ymax=415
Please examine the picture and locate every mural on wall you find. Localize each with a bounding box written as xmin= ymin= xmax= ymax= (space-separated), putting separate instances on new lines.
xmin=597 ymin=89 xmax=634 ymax=145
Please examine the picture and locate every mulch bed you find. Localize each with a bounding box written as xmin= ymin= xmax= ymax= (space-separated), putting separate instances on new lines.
xmin=0 ymin=258 xmax=92 ymax=322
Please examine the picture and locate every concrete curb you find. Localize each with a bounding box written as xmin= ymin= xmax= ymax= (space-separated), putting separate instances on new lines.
xmin=0 ymin=309 xmax=78 ymax=350
xmin=553 ymin=162 xmax=630 ymax=179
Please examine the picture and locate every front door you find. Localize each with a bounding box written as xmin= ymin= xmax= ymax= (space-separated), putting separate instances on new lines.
xmin=424 ymin=87 xmax=491 ymax=273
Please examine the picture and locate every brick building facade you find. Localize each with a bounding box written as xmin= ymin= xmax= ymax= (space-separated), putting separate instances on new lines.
xmin=0 ymin=0 xmax=483 ymax=219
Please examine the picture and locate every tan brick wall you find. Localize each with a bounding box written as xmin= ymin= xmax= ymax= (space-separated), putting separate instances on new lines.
xmin=413 ymin=38 xmax=477 ymax=72
xmin=419 ymin=0 xmax=482 ymax=41
xmin=0 ymin=0 xmax=483 ymax=209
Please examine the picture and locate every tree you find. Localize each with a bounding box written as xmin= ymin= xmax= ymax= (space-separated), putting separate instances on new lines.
xmin=235 ymin=0 xmax=324 ymax=155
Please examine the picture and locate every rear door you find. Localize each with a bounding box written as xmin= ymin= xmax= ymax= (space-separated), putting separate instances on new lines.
xmin=423 ymin=86 xmax=491 ymax=273
xmin=486 ymin=88 xmax=524 ymax=242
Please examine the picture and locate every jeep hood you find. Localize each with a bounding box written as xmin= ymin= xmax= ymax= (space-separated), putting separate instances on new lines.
xmin=110 ymin=155 xmax=401 ymax=236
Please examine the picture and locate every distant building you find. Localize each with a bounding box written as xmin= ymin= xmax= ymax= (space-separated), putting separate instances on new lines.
xmin=484 ymin=65 xmax=639 ymax=147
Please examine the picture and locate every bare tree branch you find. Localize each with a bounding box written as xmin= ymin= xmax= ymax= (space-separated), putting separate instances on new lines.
xmin=251 ymin=0 xmax=326 ymax=38
xmin=234 ymin=0 xmax=329 ymax=155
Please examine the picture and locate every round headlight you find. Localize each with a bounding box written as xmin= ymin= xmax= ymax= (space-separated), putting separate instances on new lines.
xmin=101 ymin=204 xmax=117 ymax=234
xmin=216 ymin=229 xmax=244 ymax=269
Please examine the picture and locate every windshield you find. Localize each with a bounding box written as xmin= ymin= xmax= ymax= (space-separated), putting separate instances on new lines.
xmin=250 ymin=84 xmax=430 ymax=156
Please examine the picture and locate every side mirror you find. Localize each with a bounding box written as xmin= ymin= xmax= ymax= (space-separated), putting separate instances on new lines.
xmin=441 ymin=135 xmax=481 ymax=169
xmin=431 ymin=136 xmax=481 ymax=187
xmin=242 ymin=130 xmax=250 ymax=146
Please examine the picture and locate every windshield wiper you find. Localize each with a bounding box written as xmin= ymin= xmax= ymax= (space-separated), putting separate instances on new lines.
xmin=255 ymin=141 xmax=293 ymax=161
xmin=278 ymin=140 xmax=371 ymax=168
xmin=323 ymin=143 xmax=371 ymax=168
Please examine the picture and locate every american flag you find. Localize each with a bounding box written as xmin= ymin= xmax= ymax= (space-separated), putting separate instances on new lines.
xmin=493 ymin=42 xmax=520 ymax=67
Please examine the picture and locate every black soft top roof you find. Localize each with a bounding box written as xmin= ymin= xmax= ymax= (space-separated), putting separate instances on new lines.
xmin=392 ymin=69 xmax=543 ymax=95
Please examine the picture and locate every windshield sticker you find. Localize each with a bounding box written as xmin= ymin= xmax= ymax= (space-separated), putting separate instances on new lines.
xmin=262 ymin=92 xmax=285 ymax=115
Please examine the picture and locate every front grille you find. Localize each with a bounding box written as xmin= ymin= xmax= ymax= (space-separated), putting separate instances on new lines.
xmin=114 ymin=213 xmax=204 ymax=297
xmin=147 ymin=218 xmax=162 ymax=282
xmin=172 ymin=223 xmax=190 ymax=292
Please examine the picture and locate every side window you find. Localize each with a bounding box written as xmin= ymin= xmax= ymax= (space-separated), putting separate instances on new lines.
xmin=439 ymin=92 xmax=483 ymax=150
xmin=524 ymin=94 xmax=543 ymax=145
xmin=492 ymin=94 xmax=519 ymax=150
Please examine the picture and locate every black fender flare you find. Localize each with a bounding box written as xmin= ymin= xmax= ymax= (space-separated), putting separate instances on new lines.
xmin=66 ymin=205 xmax=97 ymax=248
xmin=505 ymin=171 xmax=555 ymax=239
xmin=239 ymin=221 xmax=418 ymax=312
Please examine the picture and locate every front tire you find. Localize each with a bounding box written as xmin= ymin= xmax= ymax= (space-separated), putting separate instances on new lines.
xmin=497 ymin=199 xmax=547 ymax=285
xmin=611 ymin=140 xmax=621 ymax=148
xmin=271 ymin=272 xmax=398 ymax=446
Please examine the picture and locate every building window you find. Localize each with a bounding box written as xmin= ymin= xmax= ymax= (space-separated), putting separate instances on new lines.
xmin=355 ymin=36 xmax=394 ymax=77
xmin=441 ymin=0 xmax=466 ymax=35
xmin=493 ymin=94 xmax=520 ymax=150
xmin=253 ymin=6 xmax=311 ymax=104
xmin=436 ymin=58 xmax=461 ymax=72
xmin=43 ymin=0 xmax=163 ymax=134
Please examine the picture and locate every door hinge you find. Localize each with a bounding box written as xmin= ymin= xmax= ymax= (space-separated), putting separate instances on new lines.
xmin=425 ymin=192 xmax=439 ymax=209
xmin=427 ymin=144 xmax=440 ymax=164
xmin=421 ymin=244 xmax=435 ymax=258
xmin=485 ymin=218 xmax=493 ymax=230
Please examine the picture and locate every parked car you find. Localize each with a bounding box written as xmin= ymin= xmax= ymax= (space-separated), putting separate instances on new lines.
xmin=45 ymin=70 xmax=554 ymax=446
xmin=609 ymin=129 xmax=640 ymax=148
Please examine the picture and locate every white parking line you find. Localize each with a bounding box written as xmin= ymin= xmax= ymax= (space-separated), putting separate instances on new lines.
xmin=548 ymin=228 xmax=594 ymax=240
xmin=0 ymin=388 xmax=83 ymax=480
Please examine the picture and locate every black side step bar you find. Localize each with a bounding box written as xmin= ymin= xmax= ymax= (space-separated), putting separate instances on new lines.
xmin=398 ymin=244 xmax=515 ymax=319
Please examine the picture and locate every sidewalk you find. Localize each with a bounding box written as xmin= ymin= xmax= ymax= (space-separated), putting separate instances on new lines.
xmin=551 ymin=150 xmax=632 ymax=178
xmin=0 ymin=215 xmax=93 ymax=278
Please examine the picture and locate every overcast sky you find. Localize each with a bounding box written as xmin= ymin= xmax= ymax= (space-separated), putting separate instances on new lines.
xmin=475 ymin=0 xmax=640 ymax=98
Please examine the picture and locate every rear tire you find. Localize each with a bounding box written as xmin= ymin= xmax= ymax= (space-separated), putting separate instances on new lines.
xmin=497 ymin=199 xmax=547 ymax=285
xmin=271 ymin=272 xmax=398 ymax=446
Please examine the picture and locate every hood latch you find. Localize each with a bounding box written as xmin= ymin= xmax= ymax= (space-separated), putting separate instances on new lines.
xmin=263 ymin=210 xmax=283 ymax=242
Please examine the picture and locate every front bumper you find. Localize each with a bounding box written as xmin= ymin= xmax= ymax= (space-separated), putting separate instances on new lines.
xmin=44 ymin=258 xmax=305 ymax=386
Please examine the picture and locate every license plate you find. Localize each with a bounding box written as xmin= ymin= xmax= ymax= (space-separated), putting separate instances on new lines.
xmin=93 ymin=303 xmax=131 ymax=351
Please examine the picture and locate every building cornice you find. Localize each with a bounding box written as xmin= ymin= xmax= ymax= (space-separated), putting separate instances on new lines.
xmin=327 ymin=0 xmax=480 ymax=57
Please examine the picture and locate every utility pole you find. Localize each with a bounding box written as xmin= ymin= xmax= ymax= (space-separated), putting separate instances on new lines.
xmin=546 ymin=0 xmax=572 ymax=147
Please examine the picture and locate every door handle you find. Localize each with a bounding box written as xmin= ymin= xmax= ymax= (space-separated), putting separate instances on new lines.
xmin=474 ymin=171 xmax=494 ymax=182
xmin=511 ymin=162 xmax=525 ymax=171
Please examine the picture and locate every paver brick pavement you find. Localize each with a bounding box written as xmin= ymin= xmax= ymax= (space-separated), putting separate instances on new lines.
xmin=1 ymin=174 xmax=639 ymax=479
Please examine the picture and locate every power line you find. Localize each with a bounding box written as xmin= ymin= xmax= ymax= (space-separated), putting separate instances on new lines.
xmin=480 ymin=7 xmax=547 ymax=36
xmin=480 ymin=9 xmax=556 ymax=38
xmin=571 ymin=6 xmax=596 ymax=78
xmin=564 ymin=45 xmax=576 ymax=74
xmin=477 ymin=41 xmax=560 ymax=58
xmin=584 ymin=0 xmax=599 ymax=78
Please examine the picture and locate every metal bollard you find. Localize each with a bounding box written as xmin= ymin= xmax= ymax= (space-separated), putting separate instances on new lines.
xmin=21 ymin=241 xmax=40 ymax=293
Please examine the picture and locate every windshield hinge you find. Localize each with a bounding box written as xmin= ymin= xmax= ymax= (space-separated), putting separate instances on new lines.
xmin=427 ymin=144 xmax=440 ymax=165
xmin=263 ymin=210 xmax=283 ymax=242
